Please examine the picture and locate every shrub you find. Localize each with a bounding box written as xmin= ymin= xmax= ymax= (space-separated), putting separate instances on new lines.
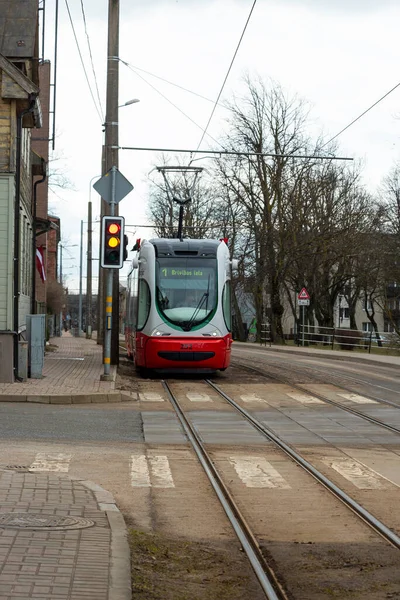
xmin=335 ymin=328 xmax=362 ymax=350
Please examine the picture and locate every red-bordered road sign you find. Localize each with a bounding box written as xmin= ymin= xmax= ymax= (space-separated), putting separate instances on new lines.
xmin=298 ymin=287 xmax=310 ymax=300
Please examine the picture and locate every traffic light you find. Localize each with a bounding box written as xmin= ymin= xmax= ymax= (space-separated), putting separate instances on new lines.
xmin=123 ymin=234 xmax=129 ymax=261
xmin=101 ymin=216 xmax=125 ymax=268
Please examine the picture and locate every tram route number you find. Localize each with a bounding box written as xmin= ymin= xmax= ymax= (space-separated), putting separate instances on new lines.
xmin=161 ymin=268 xmax=203 ymax=277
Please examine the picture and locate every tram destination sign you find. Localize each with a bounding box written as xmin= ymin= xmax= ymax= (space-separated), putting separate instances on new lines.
xmin=161 ymin=268 xmax=204 ymax=277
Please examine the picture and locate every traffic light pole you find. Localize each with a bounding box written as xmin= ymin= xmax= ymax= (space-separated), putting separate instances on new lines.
xmin=102 ymin=166 xmax=117 ymax=379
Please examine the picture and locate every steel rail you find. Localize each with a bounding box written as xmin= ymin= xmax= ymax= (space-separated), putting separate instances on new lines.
xmin=206 ymin=379 xmax=400 ymax=551
xmin=258 ymin=353 xmax=400 ymax=404
xmin=162 ymin=380 xmax=288 ymax=600
xmin=231 ymin=358 xmax=400 ymax=436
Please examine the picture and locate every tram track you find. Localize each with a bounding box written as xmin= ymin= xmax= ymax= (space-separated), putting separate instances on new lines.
xmin=162 ymin=380 xmax=288 ymax=600
xmin=158 ymin=377 xmax=400 ymax=599
xmin=231 ymin=356 xmax=400 ymax=436
xmin=233 ymin=348 xmax=400 ymax=405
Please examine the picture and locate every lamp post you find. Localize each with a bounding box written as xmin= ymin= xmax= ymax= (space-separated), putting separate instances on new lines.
xmin=118 ymin=98 xmax=139 ymax=107
xmin=86 ymin=175 xmax=101 ymax=339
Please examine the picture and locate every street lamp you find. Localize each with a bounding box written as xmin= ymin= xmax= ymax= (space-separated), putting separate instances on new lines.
xmin=118 ymin=98 xmax=140 ymax=107
xmin=85 ymin=175 xmax=101 ymax=339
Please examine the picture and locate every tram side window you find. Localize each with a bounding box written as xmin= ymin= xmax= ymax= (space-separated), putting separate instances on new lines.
xmin=222 ymin=281 xmax=231 ymax=330
xmin=137 ymin=279 xmax=151 ymax=330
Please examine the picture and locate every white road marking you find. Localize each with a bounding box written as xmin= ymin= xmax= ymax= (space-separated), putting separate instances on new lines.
xmin=286 ymin=392 xmax=324 ymax=404
xmin=149 ymin=456 xmax=175 ymax=488
xmin=130 ymin=455 xmax=175 ymax=488
xmin=240 ymin=394 xmax=266 ymax=403
xmin=337 ymin=393 xmax=378 ymax=404
xmin=139 ymin=392 xmax=165 ymax=402
xmin=229 ymin=456 xmax=291 ymax=488
xmin=186 ymin=393 xmax=212 ymax=402
xmin=322 ymin=457 xmax=387 ymax=489
xmin=30 ymin=453 xmax=72 ymax=473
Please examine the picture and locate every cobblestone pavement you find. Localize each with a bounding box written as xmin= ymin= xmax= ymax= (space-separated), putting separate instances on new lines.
xmin=0 ymin=332 xmax=132 ymax=599
xmin=0 ymin=333 xmax=135 ymax=403
xmin=0 ymin=471 xmax=131 ymax=600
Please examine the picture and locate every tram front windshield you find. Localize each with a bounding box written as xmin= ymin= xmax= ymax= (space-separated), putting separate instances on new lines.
xmin=156 ymin=258 xmax=217 ymax=330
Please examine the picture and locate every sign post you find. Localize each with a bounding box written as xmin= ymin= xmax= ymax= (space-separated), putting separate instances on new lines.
xmin=93 ymin=167 xmax=133 ymax=379
xmin=297 ymin=288 xmax=310 ymax=346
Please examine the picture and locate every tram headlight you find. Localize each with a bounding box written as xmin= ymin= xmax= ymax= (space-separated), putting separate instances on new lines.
xmin=151 ymin=329 xmax=171 ymax=337
xmin=203 ymin=328 xmax=222 ymax=337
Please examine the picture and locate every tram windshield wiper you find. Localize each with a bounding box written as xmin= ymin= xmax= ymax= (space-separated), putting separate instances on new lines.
xmin=182 ymin=275 xmax=211 ymax=332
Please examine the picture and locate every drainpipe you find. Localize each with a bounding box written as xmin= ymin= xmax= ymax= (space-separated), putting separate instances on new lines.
xmin=31 ymin=161 xmax=47 ymax=315
xmin=14 ymin=97 xmax=36 ymax=381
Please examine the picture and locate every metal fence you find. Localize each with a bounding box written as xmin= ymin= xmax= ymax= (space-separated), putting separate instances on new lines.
xmin=297 ymin=324 xmax=400 ymax=353
xmin=246 ymin=321 xmax=271 ymax=346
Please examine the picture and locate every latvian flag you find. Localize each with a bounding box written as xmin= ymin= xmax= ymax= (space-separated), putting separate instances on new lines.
xmin=36 ymin=246 xmax=46 ymax=282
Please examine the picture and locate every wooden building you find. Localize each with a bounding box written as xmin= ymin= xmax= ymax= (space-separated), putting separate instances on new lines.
xmin=0 ymin=1 xmax=45 ymax=381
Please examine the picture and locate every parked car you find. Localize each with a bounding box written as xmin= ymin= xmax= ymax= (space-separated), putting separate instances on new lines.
xmin=362 ymin=332 xmax=398 ymax=346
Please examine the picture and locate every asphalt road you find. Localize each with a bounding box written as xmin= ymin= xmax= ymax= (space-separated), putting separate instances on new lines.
xmin=0 ymin=402 xmax=143 ymax=442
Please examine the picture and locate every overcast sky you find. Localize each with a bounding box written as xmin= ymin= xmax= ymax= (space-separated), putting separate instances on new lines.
xmin=42 ymin=0 xmax=400 ymax=292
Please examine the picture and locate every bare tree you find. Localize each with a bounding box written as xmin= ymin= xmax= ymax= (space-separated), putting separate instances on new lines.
xmin=214 ymin=77 xmax=315 ymax=342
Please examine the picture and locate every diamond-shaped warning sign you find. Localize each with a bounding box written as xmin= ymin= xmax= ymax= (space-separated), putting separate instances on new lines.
xmin=298 ymin=287 xmax=310 ymax=300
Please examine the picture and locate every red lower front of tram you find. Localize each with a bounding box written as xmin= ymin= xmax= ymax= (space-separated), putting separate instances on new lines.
xmin=134 ymin=332 xmax=232 ymax=371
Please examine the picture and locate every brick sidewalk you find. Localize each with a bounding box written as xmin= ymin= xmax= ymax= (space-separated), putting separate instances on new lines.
xmin=0 ymin=332 xmax=135 ymax=403
xmin=0 ymin=470 xmax=131 ymax=600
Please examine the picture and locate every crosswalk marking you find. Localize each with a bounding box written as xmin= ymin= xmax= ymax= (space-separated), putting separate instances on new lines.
xmin=286 ymin=392 xmax=324 ymax=404
xmin=240 ymin=394 xmax=266 ymax=403
xmin=229 ymin=456 xmax=291 ymax=488
xmin=130 ymin=455 xmax=175 ymax=488
xmin=139 ymin=392 xmax=165 ymax=402
xmin=337 ymin=393 xmax=377 ymax=404
xmin=30 ymin=453 xmax=72 ymax=473
xmin=186 ymin=393 xmax=212 ymax=402
xmin=322 ymin=457 xmax=387 ymax=489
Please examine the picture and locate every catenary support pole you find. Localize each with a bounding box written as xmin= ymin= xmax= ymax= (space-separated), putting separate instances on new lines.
xmin=102 ymin=167 xmax=117 ymax=377
xmin=98 ymin=0 xmax=120 ymax=368
xmin=86 ymin=201 xmax=92 ymax=339
xmin=78 ymin=220 xmax=83 ymax=334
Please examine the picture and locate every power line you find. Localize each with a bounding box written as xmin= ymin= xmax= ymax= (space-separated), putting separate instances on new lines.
xmin=195 ymin=0 xmax=258 ymax=151
xmin=119 ymin=59 xmax=227 ymax=108
xmin=323 ymin=79 xmax=400 ymax=148
xmin=64 ymin=0 xmax=103 ymax=122
xmin=80 ymin=0 xmax=104 ymax=121
xmin=121 ymin=61 xmax=223 ymax=148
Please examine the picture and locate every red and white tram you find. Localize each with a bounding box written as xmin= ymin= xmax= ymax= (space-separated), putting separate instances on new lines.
xmin=125 ymin=237 xmax=234 ymax=373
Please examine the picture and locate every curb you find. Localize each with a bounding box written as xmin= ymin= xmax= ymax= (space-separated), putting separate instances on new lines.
xmin=235 ymin=341 xmax=400 ymax=368
xmin=69 ymin=477 xmax=132 ymax=600
xmin=0 ymin=391 xmax=137 ymax=404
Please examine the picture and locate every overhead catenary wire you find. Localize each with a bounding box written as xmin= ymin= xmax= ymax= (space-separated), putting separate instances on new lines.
xmin=119 ymin=59 xmax=227 ymax=108
xmin=322 ymin=79 xmax=400 ymax=148
xmin=195 ymin=0 xmax=258 ymax=152
xmin=64 ymin=0 xmax=103 ymax=123
xmin=116 ymin=145 xmax=353 ymax=161
xmin=80 ymin=0 xmax=104 ymax=121
xmin=121 ymin=60 xmax=223 ymax=149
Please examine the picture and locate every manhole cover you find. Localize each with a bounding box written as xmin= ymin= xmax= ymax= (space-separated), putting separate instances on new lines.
xmin=0 ymin=513 xmax=95 ymax=530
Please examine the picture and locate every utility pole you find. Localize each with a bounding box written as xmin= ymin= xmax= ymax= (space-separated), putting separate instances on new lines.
xmin=78 ymin=219 xmax=83 ymax=334
xmin=98 ymin=0 xmax=120 ymax=364
xmin=86 ymin=200 xmax=92 ymax=339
